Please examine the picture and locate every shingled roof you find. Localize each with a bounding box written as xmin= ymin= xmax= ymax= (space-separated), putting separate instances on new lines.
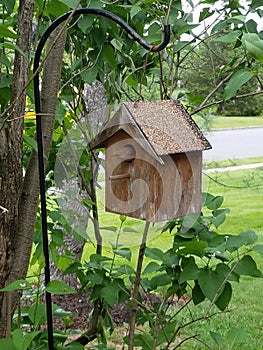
xmin=91 ymin=100 xmax=211 ymax=159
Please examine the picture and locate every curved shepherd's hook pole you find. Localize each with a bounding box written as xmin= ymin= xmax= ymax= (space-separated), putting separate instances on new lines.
xmin=33 ymin=8 xmax=170 ymax=350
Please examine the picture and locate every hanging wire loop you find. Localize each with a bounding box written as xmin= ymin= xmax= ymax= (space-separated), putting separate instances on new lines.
xmin=33 ymin=8 xmax=170 ymax=350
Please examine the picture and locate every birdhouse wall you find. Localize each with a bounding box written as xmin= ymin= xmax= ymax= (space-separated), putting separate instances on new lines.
xmin=104 ymin=130 xmax=202 ymax=222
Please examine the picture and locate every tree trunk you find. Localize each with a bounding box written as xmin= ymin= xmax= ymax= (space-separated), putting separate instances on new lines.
xmin=0 ymin=7 xmax=67 ymax=336
xmin=0 ymin=0 xmax=34 ymax=337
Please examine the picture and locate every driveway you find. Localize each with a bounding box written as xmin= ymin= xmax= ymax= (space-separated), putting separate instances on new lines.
xmin=203 ymin=127 xmax=263 ymax=162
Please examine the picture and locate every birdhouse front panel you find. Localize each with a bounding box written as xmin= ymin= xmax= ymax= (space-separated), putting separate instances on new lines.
xmin=104 ymin=129 xmax=203 ymax=222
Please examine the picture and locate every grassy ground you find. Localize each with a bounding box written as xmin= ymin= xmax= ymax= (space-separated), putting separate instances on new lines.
xmin=204 ymin=156 xmax=263 ymax=169
xmin=193 ymin=115 xmax=263 ymax=130
xmin=211 ymin=115 xmax=263 ymax=129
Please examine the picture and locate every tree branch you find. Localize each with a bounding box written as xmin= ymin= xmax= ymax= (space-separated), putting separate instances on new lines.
xmin=128 ymin=222 xmax=150 ymax=350
xmin=191 ymin=89 xmax=263 ymax=115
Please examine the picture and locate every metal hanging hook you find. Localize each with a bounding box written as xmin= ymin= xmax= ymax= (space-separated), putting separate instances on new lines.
xmin=33 ymin=8 xmax=170 ymax=350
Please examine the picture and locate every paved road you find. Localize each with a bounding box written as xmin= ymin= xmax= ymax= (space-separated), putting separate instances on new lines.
xmin=203 ymin=127 xmax=263 ymax=162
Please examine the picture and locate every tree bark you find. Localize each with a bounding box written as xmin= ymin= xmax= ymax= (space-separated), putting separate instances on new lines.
xmin=0 ymin=10 xmax=67 ymax=336
xmin=0 ymin=0 xmax=34 ymax=337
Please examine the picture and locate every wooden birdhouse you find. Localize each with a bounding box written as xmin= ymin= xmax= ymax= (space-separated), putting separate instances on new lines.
xmin=92 ymin=100 xmax=211 ymax=222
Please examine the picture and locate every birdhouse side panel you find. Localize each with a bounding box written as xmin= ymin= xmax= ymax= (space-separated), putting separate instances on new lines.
xmin=156 ymin=152 xmax=202 ymax=221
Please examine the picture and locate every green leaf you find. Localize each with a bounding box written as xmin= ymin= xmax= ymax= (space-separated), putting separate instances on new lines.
xmin=125 ymin=75 xmax=138 ymax=89
xmin=113 ymin=248 xmax=132 ymax=262
xmin=238 ymin=230 xmax=258 ymax=245
xmin=22 ymin=331 xmax=41 ymax=350
xmin=100 ymin=226 xmax=118 ymax=232
xmin=226 ymin=231 xmax=258 ymax=252
xmin=3 ymin=42 xmax=28 ymax=60
xmin=210 ymin=212 xmax=227 ymax=228
xmin=145 ymin=247 xmax=165 ymax=261
xmin=46 ymin=280 xmax=77 ymax=295
xmin=12 ymin=329 xmax=23 ymax=350
xmin=45 ymin=0 xmax=68 ymax=17
xmin=198 ymin=269 xmax=219 ymax=301
xmin=130 ymin=5 xmax=141 ymax=19
xmin=206 ymin=195 xmax=224 ymax=210
xmin=252 ymin=244 xmax=263 ymax=255
xmin=101 ymin=283 xmax=120 ymax=307
xmin=157 ymin=320 xmax=177 ymax=346
xmin=250 ymin=0 xmax=263 ymax=11
xmin=216 ymin=30 xmax=241 ymax=43
xmin=63 ymin=261 xmax=82 ymax=275
xmin=77 ymin=16 xmax=94 ymax=34
xmin=63 ymin=342 xmax=84 ymax=350
xmin=90 ymin=254 xmax=111 ymax=262
xmin=192 ymin=282 xmax=205 ymax=305
xmin=180 ymin=213 xmax=200 ymax=230
xmin=199 ymin=8 xmax=214 ymax=22
xmin=28 ymin=304 xmax=47 ymax=327
xmin=226 ymin=328 xmax=247 ymax=346
xmin=2 ymin=0 xmax=15 ymax=13
xmin=123 ymin=227 xmax=138 ymax=233
xmin=54 ymin=307 xmax=74 ymax=318
xmin=82 ymin=198 xmax=96 ymax=208
xmin=215 ymin=281 xmax=232 ymax=310
xmin=177 ymin=241 xmax=207 ymax=257
xmin=86 ymin=271 xmax=104 ymax=284
xmin=143 ymin=261 xmax=162 ymax=274
xmin=150 ymin=273 xmax=172 ymax=289
xmin=134 ymin=333 xmax=154 ymax=350
xmin=242 ymin=33 xmax=263 ymax=63
xmin=103 ymin=45 xmax=116 ymax=68
xmin=57 ymin=256 xmax=73 ymax=270
xmin=81 ymin=66 xmax=98 ymax=84
xmin=202 ymin=192 xmax=215 ymax=207
xmin=88 ymin=0 xmax=104 ymax=9
xmin=212 ymin=15 xmax=245 ymax=34
xmin=0 ymin=25 xmax=18 ymax=39
xmin=173 ymin=18 xmax=197 ymax=35
xmin=0 ymin=339 xmax=16 ymax=350
xmin=198 ymin=264 xmax=231 ymax=304
xmin=246 ymin=19 xmax=258 ymax=33
xmin=23 ymin=135 xmax=38 ymax=151
xmin=57 ymin=0 xmax=79 ymax=10
xmin=210 ymin=331 xmax=224 ymax=347
xmin=111 ymin=38 xmax=123 ymax=51
xmin=179 ymin=257 xmax=200 ymax=283
xmin=214 ymin=251 xmax=230 ymax=262
xmin=173 ymin=41 xmax=189 ymax=52
xmin=224 ymin=69 xmax=254 ymax=101
xmin=0 ymin=279 xmax=31 ymax=292
xmin=233 ymin=255 xmax=262 ymax=277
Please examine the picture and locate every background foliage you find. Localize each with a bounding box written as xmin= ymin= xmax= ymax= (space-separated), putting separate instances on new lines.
xmin=0 ymin=0 xmax=263 ymax=348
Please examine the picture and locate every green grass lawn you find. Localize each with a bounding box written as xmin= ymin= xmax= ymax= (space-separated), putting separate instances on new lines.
xmin=211 ymin=115 xmax=263 ymax=129
xmin=204 ymin=156 xmax=263 ymax=169
xmin=193 ymin=115 xmax=263 ymax=130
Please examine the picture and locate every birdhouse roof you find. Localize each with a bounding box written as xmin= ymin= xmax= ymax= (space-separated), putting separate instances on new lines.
xmin=91 ymin=100 xmax=211 ymax=161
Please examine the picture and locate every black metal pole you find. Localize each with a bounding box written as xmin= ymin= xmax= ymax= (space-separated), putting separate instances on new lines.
xmin=33 ymin=8 xmax=170 ymax=350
